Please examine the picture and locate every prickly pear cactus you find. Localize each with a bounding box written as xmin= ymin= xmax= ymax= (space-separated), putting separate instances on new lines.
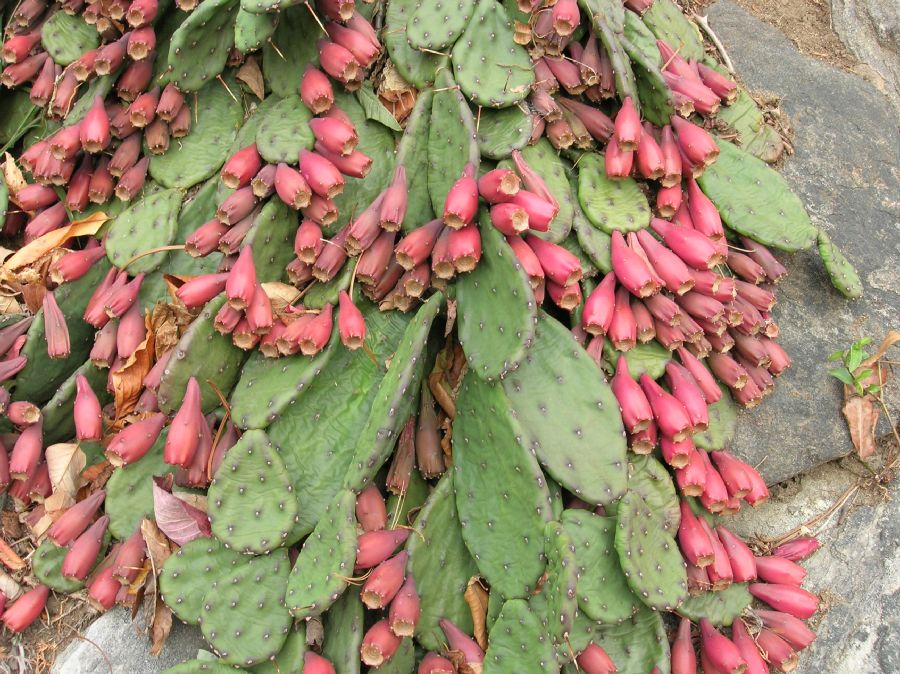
xmin=578 ymin=154 xmax=651 ymax=233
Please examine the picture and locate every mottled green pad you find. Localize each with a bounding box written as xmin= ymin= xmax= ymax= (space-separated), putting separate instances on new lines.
xmin=166 ymin=0 xmax=239 ymax=91
xmin=151 ymin=7 xmax=189 ymax=82
xmin=157 ymin=294 xmax=248 ymax=415
xmin=578 ymin=154 xmax=651 ymax=233
xmin=303 ymin=263 xmax=351 ymax=310
xmin=477 ymin=105 xmax=532 ymax=160
xmin=502 ymin=313 xmax=628 ymax=504
xmin=234 ymin=8 xmax=279 ymax=53
xmin=564 ymin=605 xmax=671 ymax=673
xmin=453 ymin=370 xmax=553 ymax=598
xmin=678 ymin=583 xmax=753 ymax=627
xmin=285 ymin=489 xmax=357 ymax=618
xmin=394 ymin=90 xmax=434 ymax=234
xmin=603 ymin=339 xmax=671 ymax=380
xmin=697 ymin=139 xmax=817 ymax=251
xmin=344 ymin=293 xmax=443 ymax=490
xmin=355 ymin=83 xmax=403 ymax=132
xmin=626 ymin=455 xmax=680 ymax=531
xmin=817 ymin=229 xmax=863 ymax=298
xmin=455 ymin=215 xmax=537 ymax=381
xmin=331 ymin=89 xmax=398 ymax=237
xmin=261 ymin=3 xmax=319 ymax=97
xmin=106 ymin=429 xmax=170 ymax=539
xmin=578 ymin=0 xmax=625 ymax=32
xmin=542 ymin=522 xmax=578 ymax=645
xmin=408 ymin=475 xmax=478 ymax=651
xmin=41 ymin=11 xmax=99 ymax=65
xmin=623 ymin=9 xmax=662 ymax=67
xmin=0 ymin=174 xmax=7 ymax=217
xmin=641 ymin=0 xmax=704 ymax=60
xmin=321 ymin=586 xmax=364 ymax=674
xmin=243 ymin=198 xmax=296 ymax=284
xmin=200 ymin=550 xmax=292 ymax=666
xmin=714 ymin=88 xmax=784 ymax=164
xmin=483 ymin=599 xmax=559 ymax=674
xmin=407 ymin=0 xmax=475 ymax=50
xmin=105 ymin=188 xmax=183 ymax=273
xmin=0 ymin=90 xmax=36 ymax=147
xmin=428 ymin=70 xmax=479 ymax=216
xmin=692 ymin=384 xmax=736 ymax=450
xmin=41 ymin=361 xmax=109 ymax=445
xmin=594 ymin=18 xmax=639 ymax=110
xmin=149 ymin=78 xmax=243 ymax=189
xmin=249 ymin=623 xmax=306 ymax=674
xmin=267 ymin=308 xmax=411 ymax=538
xmin=13 ymin=259 xmax=111 ymax=405
xmin=241 ymin=0 xmax=302 ymax=15
xmin=504 ymin=139 xmax=574 ymax=243
xmin=377 ymin=636 xmax=416 ymax=673
xmin=561 ymin=510 xmax=641 ymax=624
xmin=208 ymin=429 xmax=300 ymax=553
xmin=230 ymin=334 xmax=338 ymax=430
xmin=384 ymin=0 xmax=441 ymax=88
xmin=451 ymin=0 xmax=534 ymax=108
xmin=573 ymin=208 xmax=612 ymax=274
xmin=170 ymin=177 xmax=224 ymax=276
xmin=160 ymin=536 xmax=244 ymax=624
xmin=622 ymin=34 xmax=675 ymax=127
xmin=164 ymin=661 xmax=246 ymax=674
xmin=33 ymin=538 xmax=85 ymax=593
xmin=255 ymin=96 xmax=314 ymax=163
xmin=615 ymin=491 xmax=687 ymax=611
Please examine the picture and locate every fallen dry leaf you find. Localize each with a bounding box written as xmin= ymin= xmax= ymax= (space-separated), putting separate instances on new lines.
xmin=149 ymin=596 xmax=173 ymax=657
xmin=0 ymin=294 xmax=21 ymax=315
xmin=0 ymin=570 xmax=23 ymax=601
xmin=0 ymin=538 xmax=25 ymax=571
xmin=861 ymin=330 xmax=900 ymax=369
xmin=465 ymin=576 xmax=489 ymax=651
xmin=2 ymin=153 xmax=27 ymax=195
xmin=112 ymin=310 xmax=154 ymax=419
xmin=236 ymin=56 xmax=265 ymax=100
xmin=151 ymin=301 xmax=189 ymax=357
xmin=842 ymin=394 xmax=880 ymax=459
xmin=20 ymin=282 xmax=46 ymax=313
xmin=3 ymin=212 xmax=108 ymax=270
xmin=45 ymin=443 xmax=87 ymax=501
xmin=262 ymin=281 xmax=301 ymax=313
xmin=140 ymin=517 xmax=173 ymax=571
xmin=152 ymin=478 xmax=211 ymax=546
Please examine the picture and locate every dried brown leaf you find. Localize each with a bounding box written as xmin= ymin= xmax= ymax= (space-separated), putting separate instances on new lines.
xmin=140 ymin=517 xmax=173 ymax=571
xmin=3 ymin=212 xmax=108 ymax=270
xmin=0 ymin=294 xmax=21 ymax=315
xmin=861 ymin=330 xmax=900 ymax=369
xmin=842 ymin=394 xmax=880 ymax=459
xmin=150 ymin=302 xmax=189 ymax=357
xmin=262 ymin=281 xmax=301 ymax=313
xmin=112 ymin=310 xmax=154 ymax=419
xmin=45 ymin=442 xmax=87 ymax=501
xmin=2 ymin=153 xmax=27 ymax=195
xmin=465 ymin=576 xmax=489 ymax=650
xmin=0 ymin=538 xmax=25 ymax=571
xmin=152 ymin=478 xmax=211 ymax=546
xmin=20 ymin=282 xmax=46 ymax=313
xmin=0 ymin=570 xmax=23 ymax=601
xmin=236 ymin=56 xmax=265 ymax=101
xmin=149 ymin=596 xmax=173 ymax=657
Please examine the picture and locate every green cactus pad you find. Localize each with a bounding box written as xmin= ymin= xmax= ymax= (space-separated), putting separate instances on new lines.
xmin=408 ymin=475 xmax=478 ymax=651
xmin=641 ymin=0 xmax=704 ymax=61
xmin=250 ymin=623 xmax=306 ymax=674
xmin=355 ymin=83 xmax=403 ymax=132
xmin=578 ymin=0 xmax=624 ymax=32
xmin=592 ymin=19 xmax=639 ymax=110
xmin=170 ymin=177 xmax=224 ymax=276
xmin=157 ymin=294 xmax=248 ymax=415
xmin=208 ymin=429 xmax=300 ymax=553
xmin=41 ymin=11 xmax=99 ymax=66
xmin=602 ymin=339 xmax=671 ymax=380
xmin=13 ymin=258 xmax=111 ymax=405
xmin=453 ymin=370 xmax=553 ymax=598
xmin=623 ymin=9 xmax=662 ymax=66
xmin=561 ymin=510 xmax=641 ymax=624
xmin=451 ymin=0 xmax=534 ymax=108
xmin=260 ymin=4 xmax=319 ymax=96
xmin=615 ymin=490 xmax=688 ymax=611
xmin=149 ymin=78 xmax=243 ymax=189
xmin=41 ymin=361 xmax=110 ymax=445
xmin=105 ymin=429 xmax=170 ymax=539
xmin=542 ymin=522 xmax=578 ymax=646
xmin=692 ymin=384 xmax=736 ymax=450
xmin=243 ymin=198 xmax=297 ymax=283
xmin=502 ymin=313 xmax=628 ymax=504
xmin=697 ymin=139 xmax=817 ymax=251
xmin=407 ymin=0 xmax=475 ymax=50
xmin=267 ymin=308 xmax=412 ymax=537
xmin=428 ymin=70 xmax=479 ymax=216
xmin=394 ymin=90 xmax=435 ymax=234
xmin=455 ymin=215 xmax=537 ymax=381
xmin=303 ymin=263 xmax=352 ymax=310
xmin=160 ymin=536 xmax=244 ymax=624
xmin=713 ymin=88 xmax=784 ymax=164
xmin=573 ymin=209 xmax=612 ymax=274
xmin=230 ymin=335 xmax=338 ymax=430
xmin=377 ymin=637 xmax=416 ymax=674
xmin=321 ymin=586 xmax=364 ymax=674
xmin=331 ymin=89 xmax=397 ymax=237
xmin=817 ymin=229 xmax=863 ymax=298
xmin=384 ymin=0 xmax=441 ymax=88
xmin=483 ymin=599 xmax=559 ymax=674
xmin=32 ymin=538 xmax=86 ymax=593
xmin=564 ymin=605 xmax=670 ymax=673
xmin=234 ymin=9 xmax=279 ymax=53
xmin=200 ymin=549 xmax=292 ymax=666
xmin=578 ymin=154 xmax=651 ymax=233
xmin=476 ymin=105 xmax=532 ymax=160
xmin=164 ymin=661 xmax=246 ymax=674
xmin=0 ymin=91 xmax=36 ymax=148
xmin=344 ymin=292 xmax=443 ymax=490
xmin=621 ymin=34 xmax=676 ymax=127
xmin=166 ymin=0 xmax=240 ymax=91
xmin=626 ymin=455 xmax=680 ymax=531
xmin=105 ymin=188 xmax=183 ymax=273
xmin=678 ymin=583 xmax=753 ymax=626
xmin=255 ymin=96 xmax=314 ymax=163
xmin=285 ymin=489 xmax=358 ymax=618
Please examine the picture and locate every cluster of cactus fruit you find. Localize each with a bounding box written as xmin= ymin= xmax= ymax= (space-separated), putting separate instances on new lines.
xmin=0 ymin=0 xmax=861 ymax=671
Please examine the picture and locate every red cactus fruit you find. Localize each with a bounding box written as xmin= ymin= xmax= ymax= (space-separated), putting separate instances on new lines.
xmin=105 ymin=413 xmax=166 ymax=466
xmin=388 ymin=575 xmax=420 ymax=636
xmin=699 ymin=618 xmax=747 ymax=674
xmin=360 ymin=619 xmax=401 ymax=666
xmin=164 ymin=377 xmax=203 ymax=468
xmin=672 ymin=617 xmax=697 ymax=674
xmin=1 ymin=585 xmax=50 ymax=633
xmin=749 ymin=583 xmax=819 ymax=619
xmin=62 ymin=515 xmax=109 ymax=580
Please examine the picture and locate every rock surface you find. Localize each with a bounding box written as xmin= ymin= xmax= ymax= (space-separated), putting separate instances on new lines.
xmin=50 ymin=607 xmax=206 ymax=674
xmin=709 ymin=0 xmax=900 ymax=485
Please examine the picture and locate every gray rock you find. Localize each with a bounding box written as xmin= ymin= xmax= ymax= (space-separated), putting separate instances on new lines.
xmin=708 ymin=0 xmax=900 ymax=484
xmin=50 ymin=607 xmax=206 ymax=674
xmin=729 ymin=461 xmax=899 ymax=673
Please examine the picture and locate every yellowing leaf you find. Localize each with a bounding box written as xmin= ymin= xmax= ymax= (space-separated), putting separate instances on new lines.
xmin=45 ymin=442 xmax=87 ymax=501
xmin=4 ymin=212 xmax=109 ymax=270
